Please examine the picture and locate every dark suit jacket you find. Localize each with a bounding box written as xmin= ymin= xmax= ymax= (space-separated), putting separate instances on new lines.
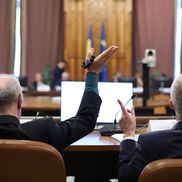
xmin=0 ymin=91 xmax=101 ymax=151
xmin=53 ymin=66 xmax=64 ymax=86
xmin=119 ymin=121 xmax=182 ymax=182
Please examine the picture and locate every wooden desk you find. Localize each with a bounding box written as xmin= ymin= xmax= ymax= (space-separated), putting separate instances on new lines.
xmin=64 ymin=131 xmax=120 ymax=152
xmin=22 ymin=96 xmax=60 ymax=116
xmin=21 ymin=94 xmax=171 ymax=116
xmin=22 ymin=96 xmax=60 ymax=110
xmin=24 ymin=90 xmax=60 ymax=96
xmin=62 ymin=128 xmax=150 ymax=182
xmin=62 ymin=118 xmax=172 ymax=182
xmin=62 ymin=131 xmax=120 ymax=182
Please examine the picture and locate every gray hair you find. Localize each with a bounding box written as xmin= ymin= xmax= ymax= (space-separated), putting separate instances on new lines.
xmin=0 ymin=74 xmax=22 ymax=108
xmin=170 ymin=74 xmax=182 ymax=117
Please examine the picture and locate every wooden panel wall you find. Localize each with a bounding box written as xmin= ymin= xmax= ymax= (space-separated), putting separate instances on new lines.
xmin=64 ymin=0 xmax=132 ymax=81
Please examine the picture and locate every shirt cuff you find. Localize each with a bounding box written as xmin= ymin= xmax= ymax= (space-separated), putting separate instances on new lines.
xmin=85 ymin=72 xmax=98 ymax=94
xmin=122 ymin=136 xmax=135 ymax=141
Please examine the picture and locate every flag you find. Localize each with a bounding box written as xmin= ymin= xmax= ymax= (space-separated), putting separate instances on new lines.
xmin=84 ymin=22 xmax=94 ymax=78
xmin=99 ymin=23 xmax=107 ymax=82
xmin=86 ymin=22 xmax=94 ymax=55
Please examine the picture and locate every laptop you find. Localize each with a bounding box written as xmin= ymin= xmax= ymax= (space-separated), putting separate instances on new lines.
xmin=61 ymin=81 xmax=133 ymax=135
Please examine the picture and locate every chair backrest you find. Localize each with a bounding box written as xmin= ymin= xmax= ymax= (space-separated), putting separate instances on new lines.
xmin=0 ymin=139 xmax=66 ymax=182
xmin=138 ymin=159 xmax=182 ymax=182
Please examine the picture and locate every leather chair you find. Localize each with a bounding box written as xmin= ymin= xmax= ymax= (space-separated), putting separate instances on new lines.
xmin=138 ymin=159 xmax=182 ymax=182
xmin=0 ymin=139 xmax=66 ymax=182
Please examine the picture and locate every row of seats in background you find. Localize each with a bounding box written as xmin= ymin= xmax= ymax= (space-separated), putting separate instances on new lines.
xmin=18 ymin=73 xmax=172 ymax=95
xmin=115 ymin=74 xmax=172 ymax=95
xmin=18 ymin=72 xmax=70 ymax=93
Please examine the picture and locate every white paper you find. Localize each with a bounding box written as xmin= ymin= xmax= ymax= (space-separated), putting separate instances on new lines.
xmin=20 ymin=119 xmax=32 ymax=124
xmin=147 ymin=119 xmax=177 ymax=132
xmin=111 ymin=134 xmax=139 ymax=142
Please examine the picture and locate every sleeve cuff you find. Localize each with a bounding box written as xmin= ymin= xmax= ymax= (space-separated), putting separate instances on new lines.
xmin=122 ymin=136 xmax=136 ymax=141
xmin=85 ymin=72 xmax=98 ymax=94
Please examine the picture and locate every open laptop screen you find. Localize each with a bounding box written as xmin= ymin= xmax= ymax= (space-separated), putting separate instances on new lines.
xmin=61 ymin=81 xmax=133 ymax=123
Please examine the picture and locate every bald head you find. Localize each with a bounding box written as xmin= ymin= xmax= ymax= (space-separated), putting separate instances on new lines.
xmin=170 ymin=74 xmax=182 ymax=118
xmin=0 ymin=74 xmax=22 ymax=113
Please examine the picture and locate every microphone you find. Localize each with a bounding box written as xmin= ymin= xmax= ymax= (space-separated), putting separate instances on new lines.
xmin=113 ymin=94 xmax=136 ymax=125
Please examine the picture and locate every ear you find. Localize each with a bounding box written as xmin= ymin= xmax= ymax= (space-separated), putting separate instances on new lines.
xmin=17 ymin=93 xmax=23 ymax=110
xmin=169 ymin=99 xmax=174 ymax=110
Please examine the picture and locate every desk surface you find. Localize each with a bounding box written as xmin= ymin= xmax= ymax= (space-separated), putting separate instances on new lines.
xmin=22 ymin=94 xmax=171 ymax=116
xmin=22 ymin=96 xmax=60 ymax=111
xmin=20 ymin=117 xmax=120 ymax=151
xmin=21 ymin=116 xmax=172 ymax=152
xmin=23 ymin=90 xmax=60 ymax=96
xmin=64 ymin=131 xmax=120 ymax=152
xmin=64 ymin=125 xmax=150 ymax=152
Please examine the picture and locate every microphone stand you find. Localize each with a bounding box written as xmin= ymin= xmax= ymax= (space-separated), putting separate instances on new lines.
xmin=142 ymin=63 xmax=150 ymax=107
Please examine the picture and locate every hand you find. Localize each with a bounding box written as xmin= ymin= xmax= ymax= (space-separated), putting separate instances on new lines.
xmin=117 ymin=99 xmax=136 ymax=137
xmin=85 ymin=46 xmax=118 ymax=74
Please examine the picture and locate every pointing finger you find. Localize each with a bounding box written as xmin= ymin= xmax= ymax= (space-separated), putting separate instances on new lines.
xmin=117 ymin=99 xmax=128 ymax=115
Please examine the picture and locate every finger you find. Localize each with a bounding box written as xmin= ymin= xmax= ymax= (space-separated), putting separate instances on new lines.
xmin=85 ymin=48 xmax=94 ymax=64
xmin=126 ymin=109 xmax=132 ymax=113
xmin=102 ymin=46 xmax=118 ymax=62
xmin=95 ymin=46 xmax=118 ymax=63
xmin=131 ymin=106 xmax=135 ymax=117
xmin=117 ymin=99 xmax=128 ymax=115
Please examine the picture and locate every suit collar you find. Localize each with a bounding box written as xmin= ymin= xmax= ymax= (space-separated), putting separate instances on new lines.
xmin=0 ymin=115 xmax=20 ymax=126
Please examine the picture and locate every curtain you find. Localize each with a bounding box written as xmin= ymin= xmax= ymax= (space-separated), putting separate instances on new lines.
xmin=22 ymin=0 xmax=64 ymax=84
xmin=133 ymin=0 xmax=175 ymax=78
xmin=0 ymin=0 xmax=16 ymax=73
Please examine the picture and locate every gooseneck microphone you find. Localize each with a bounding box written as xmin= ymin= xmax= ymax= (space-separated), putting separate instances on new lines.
xmin=99 ymin=94 xmax=137 ymax=136
xmin=114 ymin=94 xmax=136 ymax=125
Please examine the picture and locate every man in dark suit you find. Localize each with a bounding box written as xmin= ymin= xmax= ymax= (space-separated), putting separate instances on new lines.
xmin=53 ymin=59 xmax=67 ymax=86
xmin=0 ymin=46 xmax=118 ymax=151
xmin=117 ymin=74 xmax=182 ymax=182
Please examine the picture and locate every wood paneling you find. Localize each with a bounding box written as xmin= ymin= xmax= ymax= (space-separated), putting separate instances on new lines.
xmin=64 ymin=0 xmax=133 ymax=80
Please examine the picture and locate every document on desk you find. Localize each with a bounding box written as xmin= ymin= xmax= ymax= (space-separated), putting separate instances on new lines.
xmin=111 ymin=134 xmax=139 ymax=142
xmin=20 ymin=119 xmax=32 ymax=124
xmin=147 ymin=119 xmax=177 ymax=132
xmin=20 ymin=117 xmax=44 ymax=124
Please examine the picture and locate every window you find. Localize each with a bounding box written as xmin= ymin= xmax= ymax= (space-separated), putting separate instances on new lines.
xmin=174 ymin=0 xmax=182 ymax=79
xmin=13 ymin=0 xmax=21 ymax=77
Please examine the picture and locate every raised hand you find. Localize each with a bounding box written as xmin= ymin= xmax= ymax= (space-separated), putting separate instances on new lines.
xmin=117 ymin=99 xmax=136 ymax=137
xmin=85 ymin=46 xmax=118 ymax=74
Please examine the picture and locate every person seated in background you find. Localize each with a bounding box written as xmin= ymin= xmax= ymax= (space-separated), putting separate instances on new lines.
xmin=61 ymin=71 xmax=70 ymax=81
xmin=0 ymin=46 xmax=118 ymax=151
xmin=31 ymin=72 xmax=50 ymax=91
xmin=117 ymin=74 xmax=182 ymax=182
xmin=113 ymin=71 xmax=122 ymax=82
xmin=151 ymin=73 xmax=172 ymax=94
xmin=53 ymin=59 xmax=67 ymax=86
xmin=54 ymin=71 xmax=70 ymax=91
xmin=113 ymin=72 xmax=137 ymax=87
xmin=18 ymin=75 xmax=28 ymax=91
